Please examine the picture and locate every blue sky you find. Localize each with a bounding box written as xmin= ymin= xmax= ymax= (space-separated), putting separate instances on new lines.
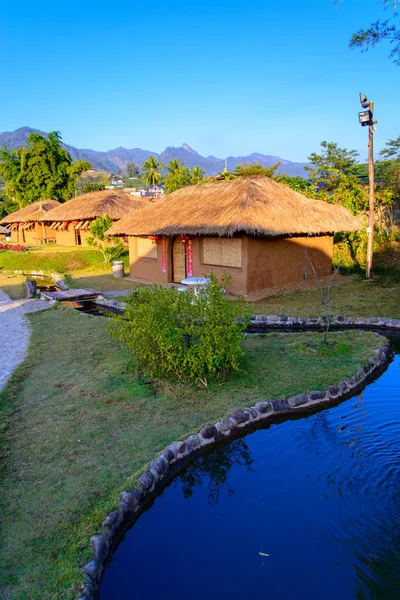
xmin=0 ymin=0 xmax=398 ymax=162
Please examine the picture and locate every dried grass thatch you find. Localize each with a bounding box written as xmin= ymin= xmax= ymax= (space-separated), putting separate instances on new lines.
xmin=107 ymin=176 xmax=362 ymax=237
xmin=38 ymin=190 xmax=149 ymax=222
xmin=0 ymin=200 xmax=60 ymax=224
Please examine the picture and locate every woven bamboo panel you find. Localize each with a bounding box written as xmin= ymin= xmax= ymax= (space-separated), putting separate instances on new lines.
xmin=203 ymin=237 xmax=242 ymax=268
xmin=173 ymin=239 xmax=186 ymax=282
xmin=136 ymin=237 xmax=157 ymax=259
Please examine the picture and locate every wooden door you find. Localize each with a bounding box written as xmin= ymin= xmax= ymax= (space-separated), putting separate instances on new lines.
xmin=173 ymin=239 xmax=186 ymax=282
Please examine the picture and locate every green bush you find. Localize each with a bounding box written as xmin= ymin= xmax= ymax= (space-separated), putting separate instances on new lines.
xmin=110 ymin=274 xmax=251 ymax=382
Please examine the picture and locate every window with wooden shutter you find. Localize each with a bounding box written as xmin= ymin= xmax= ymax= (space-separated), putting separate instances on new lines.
xmin=202 ymin=237 xmax=242 ymax=268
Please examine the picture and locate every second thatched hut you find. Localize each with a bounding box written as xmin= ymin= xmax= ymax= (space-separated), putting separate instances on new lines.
xmin=107 ymin=176 xmax=362 ymax=295
xmin=38 ymin=189 xmax=149 ymax=246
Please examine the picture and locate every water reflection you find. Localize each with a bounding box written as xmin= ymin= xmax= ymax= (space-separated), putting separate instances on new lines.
xmin=177 ymin=439 xmax=254 ymax=504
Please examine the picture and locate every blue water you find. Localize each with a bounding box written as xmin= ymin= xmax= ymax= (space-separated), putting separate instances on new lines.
xmin=100 ymin=338 xmax=400 ymax=600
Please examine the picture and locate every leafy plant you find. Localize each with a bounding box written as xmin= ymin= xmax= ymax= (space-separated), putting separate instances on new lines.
xmin=110 ymin=274 xmax=251 ymax=382
xmin=87 ymin=214 xmax=126 ymax=264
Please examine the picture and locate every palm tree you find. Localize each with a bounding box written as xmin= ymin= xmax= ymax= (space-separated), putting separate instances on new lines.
xmin=166 ymin=158 xmax=181 ymax=174
xmin=191 ymin=166 xmax=205 ymax=184
xmin=141 ymin=155 xmax=163 ymax=186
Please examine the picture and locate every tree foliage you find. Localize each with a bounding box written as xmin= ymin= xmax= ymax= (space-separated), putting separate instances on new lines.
xmin=87 ymin=214 xmax=126 ymax=264
xmin=274 ymin=174 xmax=318 ymax=197
xmin=125 ymin=162 xmax=139 ymax=177
xmin=141 ymin=155 xmax=163 ymax=186
xmin=349 ymin=0 xmax=400 ymax=64
xmin=81 ymin=181 xmax=106 ymax=194
xmin=164 ymin=164 xmax=192 ymax=193
xmin=0 ymin=131 xmax=90 ymax=207
xmin=306 ymin=141 xmax=359 ymax=190
xmin=234 ymin=162 xmax=280 ymax=178
xmin=165 ymin=158 xmax=181 ymax=174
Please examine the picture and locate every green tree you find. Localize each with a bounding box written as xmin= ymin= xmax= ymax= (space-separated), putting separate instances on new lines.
xmin=87 ymin=214 xmax=126 ymax=264
xmin=349 ymin=1 xmax=400 ymax=65
xmin=234 ymin=162 xmax=280 ymax=178
xmin=165 ymin=158 xmax=181 ymax=174
xmin=125 ymin=162 xmax=139 ymax=177
xmin=305 ymin=141 xmax=359 ymax=191
xmin=141 ymin=155 xmax=163 ymax=186
xmin=191 ymin=165 xmax=205 ymax=184
xmin=81 ymin=181 xmax=106 ymax=194
xmin=164 ymin=164 xmax=192 ymax=193
xmin=0 ymin=131 xmax=90 ymax=207
xmin=274 ymin=174 xmax=318 ymax=197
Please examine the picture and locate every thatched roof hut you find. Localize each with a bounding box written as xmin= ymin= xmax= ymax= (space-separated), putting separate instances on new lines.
xmin=107 ymin=176 xmax=362 ymax=237
xmin=40 ymin=189 xmax=149 ymax=222
xmin=0 ymin=200 xmax=60 ymax=224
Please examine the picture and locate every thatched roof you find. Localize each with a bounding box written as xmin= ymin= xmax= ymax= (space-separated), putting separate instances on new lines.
xmin=0 ymin=200 xmax=60 ymax=224
xmin=107 ymin=176 xmax=362 ymax=237
xmin=38 ymin=190 xmax=149 ymax=222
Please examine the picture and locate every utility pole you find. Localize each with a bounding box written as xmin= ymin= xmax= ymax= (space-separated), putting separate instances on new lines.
xmin=358 ymin=93 xmax=377 ymax=279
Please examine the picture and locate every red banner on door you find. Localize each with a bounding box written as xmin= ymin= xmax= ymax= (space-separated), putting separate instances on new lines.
xmin=162 ymin=238 xmax=167 ymax=273
xmin=187 ymin=239 xmax=193 ymax=277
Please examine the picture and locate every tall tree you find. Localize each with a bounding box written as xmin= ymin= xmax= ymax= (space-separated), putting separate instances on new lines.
xmin=349 ymin=0 xmax=400 ymax=64
xmin=0 ymin=131 xmax=90 ymax=207
xmin=141 ymin=155 xmax=163 ymax=186
xmin=164 ymin=164 xmax=192 ymax=193
xmin=191 ymin=165 xmax=205 ymax=184
xmin=165 ymin=158 xmax=181 ymax=174
xmin=125 ymin=162 xmax=139 ymax=177
xmin=305 ymin=141 xmax=359 ymax=191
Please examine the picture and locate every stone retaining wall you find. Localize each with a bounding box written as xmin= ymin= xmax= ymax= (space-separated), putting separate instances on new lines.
xmin=78 ymin=318 xmax=399 ymax=600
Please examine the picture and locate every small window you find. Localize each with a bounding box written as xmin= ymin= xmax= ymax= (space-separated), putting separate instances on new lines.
xmin=202 ymin=237 xmax=242 ymax=268
xmin=136 ymin=237 xmax=158 ymax=259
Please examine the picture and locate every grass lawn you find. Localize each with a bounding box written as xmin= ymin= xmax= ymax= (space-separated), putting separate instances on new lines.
xmin=0 ymin=273 xmax=27 ymax=299
xmin=66 ymin=269 xmax=139 ymax=293
xmin=0 ymin=246 xmax=120 ymax=274
xmin=0 ymin=304 xmax=382 ymax=599
xmin=252 ymin=279 xmax=400 ymax=320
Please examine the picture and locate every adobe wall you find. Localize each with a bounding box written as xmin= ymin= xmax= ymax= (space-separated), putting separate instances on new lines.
xmin=55 ymin=225 xmax=76 ymax=246
xmin=191 ymin=236 xmax=249 ymax=295
xmin=129 ymin=237 xmax=172 ymax=284
xmin=247 ymin=235 xmax=334 ymax=293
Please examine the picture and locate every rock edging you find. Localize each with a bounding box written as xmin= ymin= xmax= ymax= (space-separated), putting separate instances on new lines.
xmin=248 ymin=313 xmax=400 ymax=331
xmin=77 ymin=319 xmax=398 ymax=600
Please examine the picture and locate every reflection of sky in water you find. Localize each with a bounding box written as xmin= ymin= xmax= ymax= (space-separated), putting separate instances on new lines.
xmin=100 ymin=345 xmax=400 ymax=600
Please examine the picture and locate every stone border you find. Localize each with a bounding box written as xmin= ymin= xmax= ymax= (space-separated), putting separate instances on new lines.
xmin=248 ymin=314 xmax=400 ymax=332
xmin=77 ymin=318 xmax=399 ymax=600
xmin=6 ymin=269 xmax=69 ymax=291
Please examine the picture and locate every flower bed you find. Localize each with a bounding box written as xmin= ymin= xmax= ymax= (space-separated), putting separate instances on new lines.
xmin=0 ymin=243 xmax=26 ymax=252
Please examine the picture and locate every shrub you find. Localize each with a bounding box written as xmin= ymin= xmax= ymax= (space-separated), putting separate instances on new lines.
xmin=110 ymin=274 xmax=251 ymax=382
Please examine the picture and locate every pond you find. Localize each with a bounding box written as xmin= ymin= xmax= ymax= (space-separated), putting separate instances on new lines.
xmin=99 ymin=336 xmax=400 ymax=600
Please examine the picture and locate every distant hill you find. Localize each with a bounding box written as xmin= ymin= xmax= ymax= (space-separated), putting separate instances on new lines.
xmin=0 ymin=127 xmax=310 ymax=178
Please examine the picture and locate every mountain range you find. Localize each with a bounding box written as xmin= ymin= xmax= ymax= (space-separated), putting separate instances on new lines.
xmin=0 ymin=127 xmax=310 ymax=178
